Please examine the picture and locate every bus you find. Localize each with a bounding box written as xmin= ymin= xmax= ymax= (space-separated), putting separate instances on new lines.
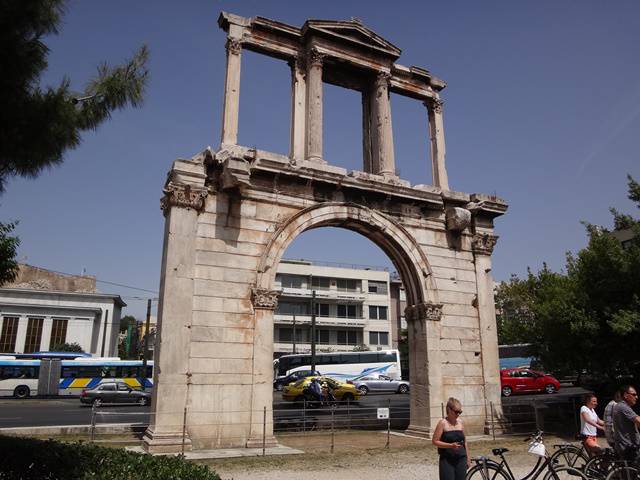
xmin=0 ymin=357 xmax=154 ymax=398
xmin=273 ymin=350 xmax=401 ymax=381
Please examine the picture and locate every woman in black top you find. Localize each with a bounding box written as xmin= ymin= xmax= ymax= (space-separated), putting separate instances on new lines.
xmin=432 ymin=397 xmax=470 ymax=480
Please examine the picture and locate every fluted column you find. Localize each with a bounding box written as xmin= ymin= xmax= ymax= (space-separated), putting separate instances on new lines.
xmin=426 ymin=98 xmax=449 ymax=190
xmin=371 ymin=72 xmax=396 ymax=177
xmin=289 ymin=56 xmax=307 ymax=163
xmin=246 ymin=288 xmax=280 ymax=448
xmin=221 ymin=37 xmax=243 ymax=146
xmin=305 ymin=49 xmax=325 ymax=162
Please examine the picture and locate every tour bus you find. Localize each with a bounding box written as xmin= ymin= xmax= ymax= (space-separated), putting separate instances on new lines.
xmin=0 ymin=356 xmax=153 ymax=398
xmin=273 ymin=349 xmax=402 ymax=381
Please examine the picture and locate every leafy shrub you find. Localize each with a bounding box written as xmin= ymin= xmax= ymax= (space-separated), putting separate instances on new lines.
xmin=0 ymin=436 xmax=220 ymax=480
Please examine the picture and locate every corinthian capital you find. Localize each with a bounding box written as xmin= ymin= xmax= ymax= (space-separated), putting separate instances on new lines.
xmin=225 ymin=37 xmax=242 ymax=55
xmin=431 ymin=98 xmax=444 ymax=114
xmin=375 ymin=71 xmax=392 ymax=86
xmin=307 ymin=48 xmax=325 ymax=68
xmin=405 ymin=302 xmax=443 ymax=322
xmin=472 ymin=233 xmax=499 ymax=255
xmin=252 ymin=288 xmax=280 ymax=310
xmin=160 ymin=182 xmax=208 ymax=214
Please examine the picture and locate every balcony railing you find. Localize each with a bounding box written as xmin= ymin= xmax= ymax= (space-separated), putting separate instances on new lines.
xmin=274 ymin=314 xmax=366 ymax=327
xmin=278 ymin=287 xmax=367 ymax=301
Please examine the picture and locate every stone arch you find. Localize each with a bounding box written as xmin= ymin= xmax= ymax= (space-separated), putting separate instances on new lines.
xmin=256 ymin=202 xmax=439 ymax=309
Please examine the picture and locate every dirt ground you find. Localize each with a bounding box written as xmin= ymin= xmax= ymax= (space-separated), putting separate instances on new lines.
xmin=198 ymin=432 xmax=566 ymax=480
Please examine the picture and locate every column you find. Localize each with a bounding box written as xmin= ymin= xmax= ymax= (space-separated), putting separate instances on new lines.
xmin=426 ymin=98 xmax=449 ymax=190
xmin=246 ymin=288 xmax=279 ymax=448
xmin=362 ymin=89 xmax=373 ymax=173
xmin=472 ymin=232 xmax=502 ymax=433
xmin=143 ymin=163 xmax=207 ymax=454
xmin=288 ymin=56 xmax=307 ymax=163
xmin=15 ymin=316 xmax=28 ymax=353
xmin=220 ymin=36 xmax=243 ymax=146
xmin=305 ymin=48 xmax=325 ymax=163
xmin=405 ymin=302 xmax=443 ymax=437
xmin=41 ymin=317 xmax=53 ymax=351
xmin=370 ymin=72 xmax=396 ymax=177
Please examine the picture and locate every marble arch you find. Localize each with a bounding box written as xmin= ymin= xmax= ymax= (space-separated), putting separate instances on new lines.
xmin=143 ymin=12 xmax=508 ymax=453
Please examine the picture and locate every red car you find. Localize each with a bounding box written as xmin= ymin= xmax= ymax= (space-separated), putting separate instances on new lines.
xmin=500 ymin=368 xmax=561 ymax=397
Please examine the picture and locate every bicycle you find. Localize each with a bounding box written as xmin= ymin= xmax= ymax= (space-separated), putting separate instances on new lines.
xmin=583 ymin=448 xmax=618 ymax=479
xmin=466 ymin=431 xmax=589 ymax=480
xmin=549 ymin=434 xmax=589 ymax=470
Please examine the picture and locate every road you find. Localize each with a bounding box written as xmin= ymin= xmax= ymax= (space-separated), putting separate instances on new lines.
xmin=0 ymin=392 xmax=411 ymax=430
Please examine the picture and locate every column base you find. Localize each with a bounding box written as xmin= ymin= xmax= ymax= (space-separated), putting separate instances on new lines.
xmin=246 ymin=435 xmax=278 ymax=449
xmin=305 ymin=155 xmax=327 ymax=164
xmin=142 ymin=428 xmax=192 ymax=454
xmin=405 ymin=424 xmax=432 ymax=438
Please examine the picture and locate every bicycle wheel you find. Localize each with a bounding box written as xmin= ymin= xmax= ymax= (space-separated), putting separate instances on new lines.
xmin=544 ymin=466 xmax=589 ymax=480
xmin=467 ymin=463 xmax=512 ymax=480
xmin=605 ymin=466 xmax=640 ymax=480
xmin=584 ymin=454 xmax=618 ymax=480
xmin=550 ymin=445 xmax=589 ymax=470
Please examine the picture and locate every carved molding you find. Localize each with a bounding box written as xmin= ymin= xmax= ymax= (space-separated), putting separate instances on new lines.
xmin=225 ymin=37 xmax=242 ymax=55
xmin=425 ymin=98 xmax=444 ymax=114
xmin=307 ymin=48 xmax=325 ymax=68
xmin=375 ymin=71 xmax=392 ymax=86
xmin=160 ymin=182 xmax=208 ymax=214
xmin=252 ymin=288 xmax=280 ymax=310
xmin=405 ymin=302 xmax=443 ymax=322
xmin=472 ymin=233 xmax=499 ymax=255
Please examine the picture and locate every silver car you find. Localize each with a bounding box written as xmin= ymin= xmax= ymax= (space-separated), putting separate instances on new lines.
xmin=351 ymin=374 xmax=410 ymax=395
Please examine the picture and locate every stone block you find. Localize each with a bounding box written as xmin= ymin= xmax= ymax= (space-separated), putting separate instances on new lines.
xmin=190 ymin=341 xmax=253 ymax=359
xmin=190 ymin=325 xmax=254 ymax=344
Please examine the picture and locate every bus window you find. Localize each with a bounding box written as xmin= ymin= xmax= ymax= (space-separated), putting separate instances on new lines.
xmin=379 ymin=351 xmax=397 ymax=362
xmin=359 ymin=352 xmax=378 ymax=363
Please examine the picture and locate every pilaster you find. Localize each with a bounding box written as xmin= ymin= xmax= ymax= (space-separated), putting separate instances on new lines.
xmin=40 ymin=317 xmax=53 ymax=351
xmin=426 ymin=98 xmax=449 ymax=190
xmin=15 ymin=316 xmax=27 ymax=353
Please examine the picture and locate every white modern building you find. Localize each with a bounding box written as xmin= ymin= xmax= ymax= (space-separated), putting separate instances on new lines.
xmin=273 ymin=259 xmax=393 ymax=355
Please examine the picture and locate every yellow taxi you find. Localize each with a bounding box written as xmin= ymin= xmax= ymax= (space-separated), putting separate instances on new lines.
xmin=282 ymin=375 xmax=360 ymax=402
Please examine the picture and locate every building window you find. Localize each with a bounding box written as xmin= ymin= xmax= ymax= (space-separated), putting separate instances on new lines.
xmin=315 ymin=330 xmax=330 ymax=344
xmin=337 ymin=304 xmax=357 ymax=318
xmin=311 ymin=276 xmax=331 ymax=290
xmin=337 ymin=330 xmax=358 ymax=345
xmin=278 ymin=274 xmax=304 ymax=289
xmin=368 ymin=281 xmax=388 ymax=295
xmin=314 ymin=303 xmax=330 ymax=317
xmin=276 ymin=301 xmax=309 ymax=316
xmin=50 ymin=319 xmax=68 ymax=348
xmin=24 ymin=318 xmax=44 ymax=353
xmin=337 ymin=278 xmax=359 ymax=292
xmin=0 ymin=317 xmax=19 ymax=352
xmin=369 ymin=331 xmax=389 ymax=346
xmin=369 ymin=306 xmax=388 ymax=320
xmin=279 ymin=328 xmax=293 ymax=342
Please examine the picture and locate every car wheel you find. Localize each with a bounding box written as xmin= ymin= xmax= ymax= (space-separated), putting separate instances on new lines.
xmin=502 ymin=386 xmax=512 ymax=397
xmin=92 ymin=398 xmax=103 ymax=408
xmin=398 ymin=384 xmax=409 ymax=394
xmin=358 ymin=386 xmax=369 ymax=395
xmin=545 ymin=384 xmax=556 ymax=394
xmin=138 ymin=397 xmax=148 ymax=406
xmin=13 ymin=385 xmax=30 ymax=399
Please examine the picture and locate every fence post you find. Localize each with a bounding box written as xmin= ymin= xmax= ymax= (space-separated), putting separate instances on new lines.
xmin=386 ymin=398 xmax=391 ymax=449
xmin=347 ymin=397 xmax=351 ymax=430
xmin=262 ymin=406 xmax=267 ymax=456
xmin=572 ymin=397 xmax=578 ymax=433
xmin=90 ymin=404 xmax=97 ymax=442
xmin=303 ymin=399 xmax=306 ymax=434
xmin=181 ymin=406 xmax=187 ymax=455
xmin=441 ymin=402 xmax=445 ymax=418
xmin=490 ymin=401 xmax=496 ymax=441
xmin=330 ymin=405 xmax=335 ymax=454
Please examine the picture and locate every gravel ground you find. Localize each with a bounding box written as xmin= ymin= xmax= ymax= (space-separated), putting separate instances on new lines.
xmin=200 ymin=432 xmax=565 ymax=480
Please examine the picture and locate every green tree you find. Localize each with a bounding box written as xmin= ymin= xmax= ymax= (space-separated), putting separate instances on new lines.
xmin=0 ymin=221 xmax=20 ymax=286
xmin=0 ymin=0 xmax=149 ymax=192
xmin=51 ymin=342 xmax=84 ymax=353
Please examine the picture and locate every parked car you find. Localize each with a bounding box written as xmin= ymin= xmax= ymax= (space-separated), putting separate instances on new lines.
xmin=282 ymin=376 xmax=360 ymax=403
xmin=500 ymin=368 xmax=561 ymax=397
xmin=350 ymin=374 xmax=410 ymax=395
xmin=80 ymin=381 xmax=151 ymax=407
xmin=273 ymin=370 xmax=320 ymax=391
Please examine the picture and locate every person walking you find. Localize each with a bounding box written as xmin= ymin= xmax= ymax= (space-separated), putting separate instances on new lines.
xmin=604 ymin=391 xmax=621 ymax=448
xmin=580 ymin=393 xmax=605 ymax=456
xmin=432 ymin=397 xmax=470 ymax=480
xmin=613 ymin=385 xmax=640 ymax=463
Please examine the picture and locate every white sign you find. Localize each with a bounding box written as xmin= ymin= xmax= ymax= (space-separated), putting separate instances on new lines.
xmin=377 ymin=408 xmax=390 ymax=419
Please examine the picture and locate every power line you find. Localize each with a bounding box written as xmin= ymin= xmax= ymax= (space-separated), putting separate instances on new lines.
xmin=36 ymin=267 xmax=158 ymax=295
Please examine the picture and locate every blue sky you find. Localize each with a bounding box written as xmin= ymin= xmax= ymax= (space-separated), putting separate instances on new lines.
xmin=2 ymin=1 xmax=639 ymax=318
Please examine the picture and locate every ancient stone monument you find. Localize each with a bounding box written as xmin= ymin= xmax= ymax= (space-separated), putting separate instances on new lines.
xmin=143 ymin=12 xmax=508 ymax=452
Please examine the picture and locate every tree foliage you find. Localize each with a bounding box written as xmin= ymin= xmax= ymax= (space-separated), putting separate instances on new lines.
xmin=496 ymin=176 xmax=640 ymax=377
xmin=0 ymin=221 xmax=20 ymax=286
xmin=0 ymin=0 xmax=149 ymax=192
xmin=51 ymin=342 xmax=84 ymax=352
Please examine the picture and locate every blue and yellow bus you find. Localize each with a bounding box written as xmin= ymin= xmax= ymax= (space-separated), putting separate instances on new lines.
xmin=0 ymin=357 xmax=153 ymax=398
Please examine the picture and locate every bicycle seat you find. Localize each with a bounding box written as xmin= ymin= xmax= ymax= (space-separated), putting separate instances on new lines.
xmin=492 ymin=448 xmax=509 ymax=456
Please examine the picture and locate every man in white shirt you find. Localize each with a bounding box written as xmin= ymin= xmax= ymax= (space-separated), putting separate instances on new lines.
xmin=581 ymin=393 xmax=604 ymax=456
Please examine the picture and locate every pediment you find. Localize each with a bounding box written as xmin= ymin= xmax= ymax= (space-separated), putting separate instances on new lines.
xmin=303 ymin=20 xmax=401 ymax=58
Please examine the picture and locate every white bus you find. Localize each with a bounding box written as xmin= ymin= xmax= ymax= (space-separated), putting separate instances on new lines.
xmin=273 ymin=350 xmax=401 ymax=381
xmin=0 ymin=357 xmax=154 ymax=398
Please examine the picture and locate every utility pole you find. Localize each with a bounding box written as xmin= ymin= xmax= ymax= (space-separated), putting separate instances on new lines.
xmin=292 ymin=313 xmax=296 ymax=354
xmin=142 ymin=298 xmax=152 ymax=374
xmin=311 ymin=290 xmax=316 ymax=372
